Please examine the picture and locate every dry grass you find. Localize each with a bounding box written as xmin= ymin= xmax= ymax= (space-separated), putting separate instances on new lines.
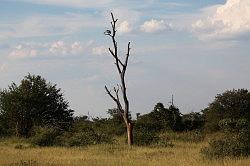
xmin=0 ymin=138 xmax=249 ymax=166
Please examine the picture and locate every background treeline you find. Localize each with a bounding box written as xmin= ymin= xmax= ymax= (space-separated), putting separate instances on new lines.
xmin=0 ymin=74 xmax=249 ymax=159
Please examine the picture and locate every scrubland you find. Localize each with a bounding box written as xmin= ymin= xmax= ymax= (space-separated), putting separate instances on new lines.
xmin=0 ymin=137 xmax=249 ymax=166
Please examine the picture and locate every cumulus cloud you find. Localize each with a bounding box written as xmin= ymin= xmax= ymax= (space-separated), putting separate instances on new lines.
xmin=140 ymin=19 xmax=172 ymax=33
xmin=8 ymin=40 xmax=92 ymax=59
xmin=192 ymin=0 xmax=250 ymax=40
xmin=92 ymin=46 xmax=108 ymax=56
xmin=71 ymin=42 xmax=84 ymax=54
xmin=8 ymin=44 xmax=38 ymax=59
xmin=49 ymin=41 xmax=86 ymax=55
xmin=49 ymin=41 xmax=68 ymax=55
xmin=103 ymin=8 xmax=140 ymax=34
xmin=117 ymin=21 xmax=132 ymax=34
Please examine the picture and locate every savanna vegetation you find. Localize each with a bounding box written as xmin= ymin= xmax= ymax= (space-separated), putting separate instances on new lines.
xmin=0 ymin=74 xmax=249 ymax=165
xmin=0 ymin=13 xmax=249 ymax=166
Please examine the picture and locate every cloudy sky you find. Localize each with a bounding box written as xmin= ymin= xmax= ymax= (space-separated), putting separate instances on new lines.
xmin=0 ymin=0 xmax=250 ymax=117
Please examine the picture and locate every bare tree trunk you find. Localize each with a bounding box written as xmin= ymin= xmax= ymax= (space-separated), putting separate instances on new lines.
xmin=127 ymin=122 xmax=133 ymax=145
xmin=104 ymin=13 xmax=134 ymax=145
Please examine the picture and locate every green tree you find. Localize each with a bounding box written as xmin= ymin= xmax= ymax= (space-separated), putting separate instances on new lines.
xmin=182 ymin=112 xmax=204 ymax=131
xmin=0 ymin=74 xmax=74 ymax=137
xmin=203 ymin=89 xmax=250 ymax=132
xmin=136 ymin=102 xmax=182 ymax=132
xmin=201 ymin=118 xmax=249 ymax=158
xmin=106 ymin=108 xmax=127 ymax=135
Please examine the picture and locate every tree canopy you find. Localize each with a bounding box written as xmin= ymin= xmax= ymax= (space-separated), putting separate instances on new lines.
xmin=0 ymin=74 xmax=74 ymax=137
xmin=203 ymin=89 xmax=250 ymax=131
xmin=136 ymin=103 xmax=182 ymax=132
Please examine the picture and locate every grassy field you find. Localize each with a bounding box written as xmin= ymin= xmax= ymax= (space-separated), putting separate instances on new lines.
xmin=0 ymin=138 xmax=249 ymax=166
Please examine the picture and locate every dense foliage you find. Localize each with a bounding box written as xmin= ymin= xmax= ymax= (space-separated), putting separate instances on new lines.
xmin=0 ymin=74 xmax=74 ymax=137
xmin=201 ymin=118 xmax=249 ymax=158
xmin=203 ymin=89 xmax=250 ymax=132
xmin=200 ymin=89 xmax=250 ymax=158
xmin=182 ymin=112 xmax=204 ymax=131
xmin=136 ymin=103 xmax=183 ymax=133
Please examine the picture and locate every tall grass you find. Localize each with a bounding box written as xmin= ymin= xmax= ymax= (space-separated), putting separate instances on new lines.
xmin=0 ymin=137 xmax=249 ymax=166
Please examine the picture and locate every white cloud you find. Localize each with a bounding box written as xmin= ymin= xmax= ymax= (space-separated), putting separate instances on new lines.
xmin=105 ymin=8 xmax=140 ymax=24
xmin=92 ymin=46 xmax=108 ymax=56
xmin=8 ymin=40 xmax=92 ymax=59
xmin=140 ymin=19 xmax=172 ymax=33
xmin=8 ymin=44 xmax=38 ymax=59
xmin=192 ymin=0 xmax=250 ymax=40
xmin=49 ymin=41 xmax=87 ymax=55
xmin=0 ymin=63 xmax=7 ymax=72
xmin=103 ymin=8 xmax=140 ymax=34
xmin=14 ymin=0 xmax=113 ymax=8
xmin=49 ymin=41 xmax=68 ymax=55
xmin=0 ymin=13 xmax=102 ymax=39
xmin=71 ymin=42 xmax=84 ymax=54
xmin=117 ymin=21 xmax=132 ymax=34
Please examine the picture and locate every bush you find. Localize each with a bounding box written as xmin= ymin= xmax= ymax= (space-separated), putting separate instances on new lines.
xmin=157 ymin=133 xmax=174 ymax=147
xmin=133 ymin=130 xmax=175 ymax=147
xmin=30 ymin=125 xmax=114 ymax=147
xmin=201 ymin=133 xmax=249 ymax=158
xmin=182 ymin=112 xmax=204 ymax=131
xmin=133 ymin=129 xmax=159 ymax=146
xmin=202 ymin=89 xmax=250 ymax=132
xmin=10 ymin=160 xmax=38 ymax=166
xmin=201 ymin=119 xmax=250 ymax=158
xmin=92 ymin=118 xmax=126 ymax=137
xmin=0 ymin=118 xmax=9 ymax=137
xmin=133 ymin=120 xmax=178 ymax=146
xmin=59 ymin=129 xmax=113 ymax=147
xmin=14 ymin=144 xmax=28 ymax=149
xmin=0 ymin=126 xmax=4 ymax=137
xmin=133 ymin=121 xmax=160 ymax=146
xmin=30 ymin=127 xmax=61 ymax=146
xmin=161 ymin=131 xmax=204 ymax=143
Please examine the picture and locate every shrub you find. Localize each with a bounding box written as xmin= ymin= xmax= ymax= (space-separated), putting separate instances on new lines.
xmin=202 ymin=89 xmax=250 ymax=132
xmin=133 ymin=130 xmax=175 ymax=147
xmin=133 ymin=121 xmax=160 ymax=146
xmin=30 ymin=127 xmax=61 ymax=146
xmin=201 ymin=119 xmax=250 ymax=158
xmin=161 ymin=131 xmax=204 ymax=143
xmin=0 ymin=118 xmax=9 ymax=137
xmin=14 ymin=144 xmax=29 ymax=149
xmin=30 ymin=125 xmax=114 ymax=147
xmin=133 ymin=129 xmax=159 ymax=146
xmin=201 ymin=133 xmax=249 ymax=158
xmin=157 ymin=133 xmax=174 ymax=147
xmin=59 ymin=129 xmax=113 ymax=147
xmin=0 ymin=126 xmax=4 ymax=137
xmin=136 ymin=103 xmax=183 ymax=133
xmin=182 ymin=112 xmax=204 ymax=131
xmin=10 ymin=160 xmax=38 ymax=166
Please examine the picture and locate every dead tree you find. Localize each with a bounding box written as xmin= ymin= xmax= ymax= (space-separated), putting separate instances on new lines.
xmin=104 ymin=13 xmax=133 ymax=145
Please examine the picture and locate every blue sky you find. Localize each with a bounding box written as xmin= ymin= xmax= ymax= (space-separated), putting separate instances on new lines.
xmin=0 ymin=0 xmax=250 ymax=117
